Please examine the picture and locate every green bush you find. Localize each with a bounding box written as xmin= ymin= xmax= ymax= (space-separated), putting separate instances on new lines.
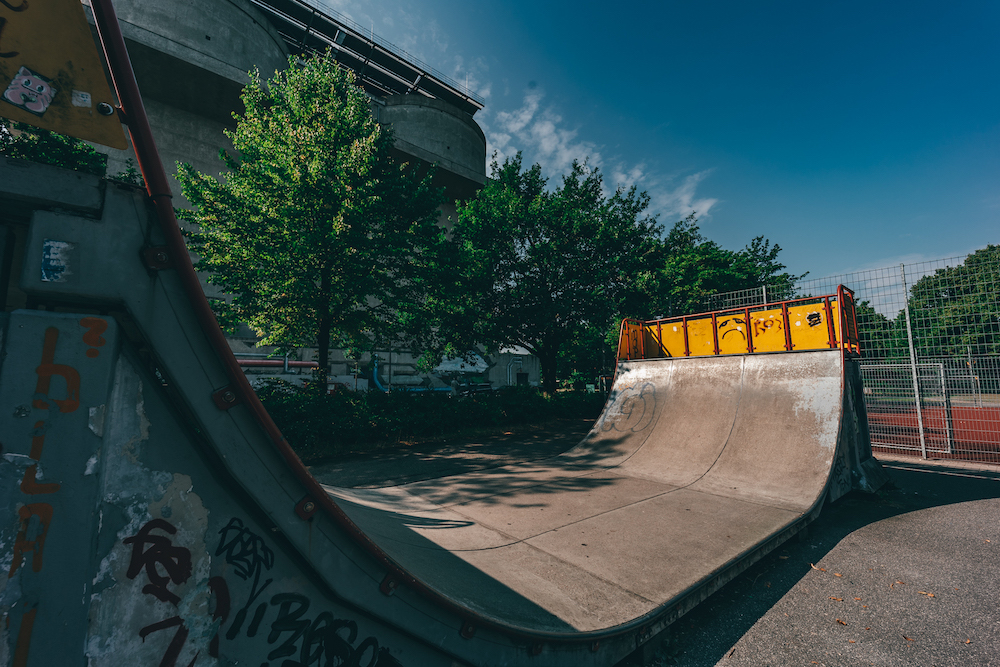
xmin=255 ymin=383 xmax=606 ymax=463
xmin=1 ymin=122 xmax=108 ymax=176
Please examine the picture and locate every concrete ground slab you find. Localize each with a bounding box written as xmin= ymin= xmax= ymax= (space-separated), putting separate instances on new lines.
xmin=525 ymin=488 xmax=799 ymax=605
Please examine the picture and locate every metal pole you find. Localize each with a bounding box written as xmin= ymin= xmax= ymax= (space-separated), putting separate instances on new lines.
xmin=968 ymin=346 xmax=982 ymax=408
xmin=900 ymin=264 xmax=927 ymax=459
xmin=762 ymin=285 xmax=767 ymax=306
xmin=940 ymin=362 xmax=953 ymax=454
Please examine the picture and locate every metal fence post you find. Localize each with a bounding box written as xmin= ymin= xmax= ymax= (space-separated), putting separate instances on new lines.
xmin=940 ymin=362 xmax=954 ymax=454
xmin=900 ymin=263 xmax=928 ymax=459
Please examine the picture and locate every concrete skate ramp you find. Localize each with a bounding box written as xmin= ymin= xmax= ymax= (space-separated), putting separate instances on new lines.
xmin=324 ymin=349 xmax=867 ymax=634
xmin=0 ymin=158 xmax=888 ymax=665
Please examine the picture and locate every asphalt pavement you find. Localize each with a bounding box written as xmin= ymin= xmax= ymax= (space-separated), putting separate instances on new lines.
xmin=647 ymin=456 xmax=1000 ymax=667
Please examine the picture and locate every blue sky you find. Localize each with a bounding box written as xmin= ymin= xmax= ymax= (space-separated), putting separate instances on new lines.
xmin=313 ymin=0 xmax=998 ymax=280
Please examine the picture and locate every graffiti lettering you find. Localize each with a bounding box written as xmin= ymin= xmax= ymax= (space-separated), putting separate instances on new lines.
xmin=0 ymin=0 xmax=28 ymax=10
xmin=11 ymin=608 xmax=37 ymax=667
xmin=118 ymin=514 xmax=408 ymax=665
xmin=217 ymin=517 xmax=275 ymax=639
xmin=0 ymin=18 xmax=18 ymax=59
xmin=208 ymin=575 xmax=230 ymax=657
xmin=752 ymin=318 xmax=780 ymax=337
xmin=124 ymin=519 xmax=204 ymax=665
xmin=267 ymin=593 xmax=311 ymax=659
xmin=20 ymin=421 xmax=60 ymax=494
xmin=124 ymin=519 xmax=192 ymax=605
xmin=8 ymin=502 xmax=53 ymax=577
xmin=32 ymin=327 xmax=80 ymax=412
xmin=79 ymin=317 xmax=108 ymax=358
xmin=138 ymin=615 xmax=197 ymax=667
xmin=247 ymin=601 xmax=268 ymax=637
xmin=254 ymin=593 xmax=399 ymax=667
xmin=806 ymin=311 xmax=822 ymax=327
xmin=600 ymin=382 xmax=656 ymax=433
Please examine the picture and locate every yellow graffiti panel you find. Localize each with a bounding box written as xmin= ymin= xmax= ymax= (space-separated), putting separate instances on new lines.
xmin=787 ymin=302 xmax=841 ymax=351
xmin=619 ymin=295 xmax=853 ymax=360
xmin=641 ymin=325 xmax=663 ymax=358
xmin=749 ymin=308 xmax=787 ymax=352
xmin=716 ymin=312 xmax=750 ymax=355
xmin=0 ymin=0 xmax=127 ymax=148
xmin=657 ymin=321 xmax=688 ymax=357
xmin=685 ymin=316 xmax=717 ymax=356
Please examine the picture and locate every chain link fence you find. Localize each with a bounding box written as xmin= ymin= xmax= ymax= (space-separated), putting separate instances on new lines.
xmin=707 ymin=248 xmax=1000 ymax=464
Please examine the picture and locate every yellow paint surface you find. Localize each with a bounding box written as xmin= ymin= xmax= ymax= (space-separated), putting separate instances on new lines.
xmin=748 ymin=308 xmax=787 ymax=352
xmin=787 ymin=302 xmax=839 ymax=351
xmin=0 ymin=0 xmax=127 ymax=148
xmin=619 ymin=299 xmax=849 ymax=360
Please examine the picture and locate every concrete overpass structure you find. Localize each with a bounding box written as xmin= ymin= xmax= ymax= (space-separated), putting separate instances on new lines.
xmin=82 ymin=0 xmax=487 ymax=205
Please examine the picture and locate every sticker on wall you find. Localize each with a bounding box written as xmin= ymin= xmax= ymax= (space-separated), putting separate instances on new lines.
xmin=0 ymin=0 xmax=127 ymax=148
xmin=41 ymin=239 xmax=74 ymax=283
xmin=3 ymin=66 xmax=57 ymax=116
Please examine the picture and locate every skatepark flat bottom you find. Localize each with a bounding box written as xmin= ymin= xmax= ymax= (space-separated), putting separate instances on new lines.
xmin=323 ymin=350 xmax=850 ymax=634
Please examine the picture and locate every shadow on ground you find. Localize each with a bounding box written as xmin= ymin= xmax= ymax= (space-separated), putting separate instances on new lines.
xmin=308 ymin=418 xmax=595 ymax=487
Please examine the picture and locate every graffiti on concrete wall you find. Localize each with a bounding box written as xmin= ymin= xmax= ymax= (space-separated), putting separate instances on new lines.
xmin=599 ymin=379 xmax=656 ymax=433
xmin=5 ymin=320 xmax=104 ymax=663
xmin=213 ymin=517 xmax=404 ymax=666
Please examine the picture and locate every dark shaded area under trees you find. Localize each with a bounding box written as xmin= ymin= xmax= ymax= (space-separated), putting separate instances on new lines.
xmin=256 ymin=382 xmax=605 ymax=463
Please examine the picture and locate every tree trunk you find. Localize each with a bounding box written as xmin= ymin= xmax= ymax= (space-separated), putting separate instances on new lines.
xmin=316 ymin=263 xmax=332 ymax=393
xmin=539 ymin=347 xmax=558 ymax=395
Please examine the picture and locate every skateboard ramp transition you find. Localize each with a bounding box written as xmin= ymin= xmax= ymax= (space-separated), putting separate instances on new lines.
xmin=322 ymin=294 xmax=889 ymax=639
xmin=0 ymin=157 xmax=886 ymax=666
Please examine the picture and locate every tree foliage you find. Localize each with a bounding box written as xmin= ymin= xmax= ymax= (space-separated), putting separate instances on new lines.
xmin=905 ymin=245 xmax=1000 ymax=358
xmin=630 ymin=214 xmax=806 ymax=318
xmin=0 ymin=121 xmax=107 ymax=176
xmin=178 ymin=53 xmax=445 ymax=384
xmin=452 ymin=154 xmax=660 ymax=393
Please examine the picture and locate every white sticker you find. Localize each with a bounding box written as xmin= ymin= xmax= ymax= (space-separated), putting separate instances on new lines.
xmin=72 ymin=90 xmax=93 ymax=108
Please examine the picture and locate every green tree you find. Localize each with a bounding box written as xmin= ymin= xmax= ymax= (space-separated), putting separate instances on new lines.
xmin=905 ymin=245 xmax=1000 ymax=358
xmin=178 ymin=53 xmax=445 ymax=385
xmin=0 ymin=121 xmax=107 ymax=176
xmin=854 ymin=300 xmax=907 ymax=360
xmin=453 ymin=154 xmax=660 ymax=393
xmin=631 ymin=214 xmax=803 ymax=318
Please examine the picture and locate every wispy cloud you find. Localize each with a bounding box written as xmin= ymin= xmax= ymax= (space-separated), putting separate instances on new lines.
xmin=308 ymin=1 xmax=718 ymax=222
xmin=483 ymin=90 xmax=601 ymax=178
xmin=481 ymin=90 xmax=717 ymax=221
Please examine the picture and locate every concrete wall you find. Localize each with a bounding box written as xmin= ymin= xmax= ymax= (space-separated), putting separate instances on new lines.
xmin=379 ymin=95 xmax=487 ymax=202
xmin=82 ymin=0 xmax=289 ymax=195
xmin=82 ymin=1 xmax=487 ymax=206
